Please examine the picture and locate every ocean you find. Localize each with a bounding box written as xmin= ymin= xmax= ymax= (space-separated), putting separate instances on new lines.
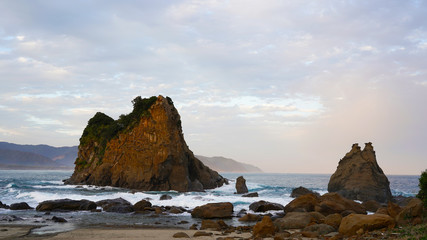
xmin=0 ymin=170 xmax=420 ymax=234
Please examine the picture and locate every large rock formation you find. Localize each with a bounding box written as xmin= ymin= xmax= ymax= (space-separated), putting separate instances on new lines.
xmin=328 ymin=142 xmax=392 ymax=203
xmin=65 ymin=95 xmax=225 ymax=192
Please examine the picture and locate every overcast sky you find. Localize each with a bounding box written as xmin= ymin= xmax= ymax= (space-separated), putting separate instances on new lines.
xmin=0 ymin=0 xmax=426 ymax=174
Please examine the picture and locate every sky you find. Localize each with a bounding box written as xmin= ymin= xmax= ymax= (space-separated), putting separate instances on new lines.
xmin=0 ymin=0 xmax=426 ymax=175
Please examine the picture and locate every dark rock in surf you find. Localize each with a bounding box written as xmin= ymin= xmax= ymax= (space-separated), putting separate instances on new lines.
xmin=36 ymin=199 xmax=97 ymax=212
xmin=160 ymin=194 xmax=172 ymax=200
xmin=291 ymin=186 xmax=320 ymax=198
xmin=10 ymin=202 xmax=33 ymax=210
xmin=249 ymin=200 xmax=284 ymax=212
xmin=242 ymin=192 xmax=259 ymax=198
xmin=235 ymin=176 xmax=248 ymax=194
xmin=96 ymin=198 xmax=134 ymax=213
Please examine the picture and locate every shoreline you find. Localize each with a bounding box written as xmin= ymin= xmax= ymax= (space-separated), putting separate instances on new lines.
xmin=0 ymin=224 xmax=253 ymax=240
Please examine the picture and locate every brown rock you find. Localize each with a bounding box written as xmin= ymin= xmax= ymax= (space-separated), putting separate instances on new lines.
xmin=235 ymin=176 xmax=248 ymax=194
xmin=291 ymin=186 xmax=320 ymax=198
xmin=338 ymin=213 xmax=395 ymax=236
xmin=387 ymin=201 xmax=402 ymax=218
xmin=249 ymin=200 xmax=284 ymax=212
xmin=36 ymin=199 xmax=97 ymax=212
xmin=173 ymin=232 xmax=190 ymax=238
xmin=10 ymin=202 xmax=33 ymax=210
xmin=395 ymin=198 xmax=424 ymax=226
xmin=193 ymin=231 xmax=213 ymax=237
xmin=253 ymin=216 xmax=276 ymax=238
xmin=274 ymin=212 xmax=315 ymax=230
xmin=309 ymin=211 xmax=326 ymax=223
xmin=133 ymin=199 xmax=152 ymax=211
xmin=238 ymin=213 xmax=261 ymax=222
xmin=96 ymin=198 xmax=134 ymax=213
xmin=324 ymin=213 xmax=342 ymax=230
xmin=303 ymin=223 xmax=335 ymax=235
xmin=191 ymin=202 xmax=233 ymax=219
xmin=362 ymin=200 xmax=382 ymax=212
xmin=284 ymin=193 xmax=319 ymax=212
xmin=375 ymin=207 xmax=388 ymax=215
xmin=200 ymin=220 xmax=220 ymax=230
xmin=242 ymin=192 xmax=259 ymax=197
xmin=316 ymin=192 xmax=366 ymax=216
xmin=328 ymin=143 xmax=392 ymax=203
xmin=64 ymin=96 xmax=225 ymax=192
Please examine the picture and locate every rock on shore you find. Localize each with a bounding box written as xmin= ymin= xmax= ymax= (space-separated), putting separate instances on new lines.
xmin=328 ymin=142 xmax=392 ymax=203
xmin=64 ymin=96 xmax=226 ymax=192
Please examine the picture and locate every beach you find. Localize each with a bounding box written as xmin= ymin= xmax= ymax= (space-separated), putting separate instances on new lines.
xmin=0 ymin=225 xmax=253 ymax=240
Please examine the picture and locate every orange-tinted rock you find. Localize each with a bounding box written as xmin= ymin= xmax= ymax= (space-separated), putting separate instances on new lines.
xmin=238 ymin=213 xmax=261 ymax=222
xmin=191 ymin=202 xmax=233 ymax=219
xmin=387 ymin=201 xmax=402 ymax=218
xmin=274 ymin=212 xmax=315 ymax=230
xmin=328 ymin=143 xmax=392 ymax=203
xmin=362 ymin=200 xmax=382 ymax=212
xmin=65 ymin=96 xmax=225 ymax=192
xmin=338 ymin=213 xmax=395 ymax=236
xmin=253 ymin=216 xmax=277 ymax=238
xmin=395 ymin=198 xmax=424 ymax=226
xmin=316 ymin=193 xmax=366 ymax=216
xmin=324 ymin=213 xmax=342 ymax=230
xmin=284 ymin=193 xmax=319 ymax=212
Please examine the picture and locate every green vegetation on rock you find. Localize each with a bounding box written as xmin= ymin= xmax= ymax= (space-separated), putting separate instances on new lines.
xmin=78 ymin=96 xmax=158 ymax=167
xmin=417 ymin=169 xmax=427 ymax=208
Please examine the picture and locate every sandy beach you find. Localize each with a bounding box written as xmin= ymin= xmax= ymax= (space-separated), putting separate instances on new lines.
xmin=0 ymin=225 xmax=252 ymax=240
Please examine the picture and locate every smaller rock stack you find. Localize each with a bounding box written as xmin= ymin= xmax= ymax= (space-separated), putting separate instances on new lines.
xmin=328 ymin=142 xmax=392 ymax=203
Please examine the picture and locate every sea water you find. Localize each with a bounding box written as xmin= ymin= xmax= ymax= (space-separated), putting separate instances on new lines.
xmin=0 ymin=170 xmax=420 ymax=234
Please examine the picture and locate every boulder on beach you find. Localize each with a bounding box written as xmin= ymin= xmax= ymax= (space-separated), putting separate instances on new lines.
xmin=191 ymin=202 xmax=233 ymax=219
xmin=249 ymin=200 xmax=284 ymax=212
xmin=315 ymin=192 xmax=366 ymax=216
xmin=96 ymin=198 xmax=134 ymax=213
xmin=252 ymin=216 xmax=277 ymax=238
xmin=339 ymin=213 xmax=395 ymax=236
xmin=274 ymin=212 xmax=315 ymax=230
xmin=36 ymin=199 xmax=97 ymax=212
xmin=284 ymin=193 xmax=318 ymax=212
xmin=328 ymin=143 xmax=392 ymax=203
xmin=291 ymin=186 xmax=320 ymax=198
xmin=64 ymin=95 xmax=226 ymax=192
xmin=235 ymin=176 xmax=248 ymax=194
xmin=395 ymin=198 xmax=424 ymax=226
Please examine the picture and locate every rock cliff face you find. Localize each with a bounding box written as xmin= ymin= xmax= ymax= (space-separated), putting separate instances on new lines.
xmin=65 ymin=95 xmax=225 ymax=192
xmin=328 ymin=142 xmax=392 ymax=203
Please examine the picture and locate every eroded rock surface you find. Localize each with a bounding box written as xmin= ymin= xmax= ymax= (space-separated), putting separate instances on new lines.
xmin=65 ymin=96 xmax=225 ymax=192
xmin=328 ymin=142 xmax=392 ymax=203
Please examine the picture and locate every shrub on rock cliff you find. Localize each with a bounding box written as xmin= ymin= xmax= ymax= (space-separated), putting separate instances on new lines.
xmin=416 ymin=169 xmax=427 ymax=207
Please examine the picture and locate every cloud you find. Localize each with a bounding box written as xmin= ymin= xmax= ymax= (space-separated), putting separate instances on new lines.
xmin=0 ymin=0 xmax=426 ymax=174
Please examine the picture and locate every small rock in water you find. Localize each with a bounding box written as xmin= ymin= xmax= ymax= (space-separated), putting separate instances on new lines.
xmin=242 ymin=192 xmax=258 ymax=197
xmin=160 ymin=194 xmax=172 ymax=200
xmin=52 ymin=216 xmax=67 ymax=223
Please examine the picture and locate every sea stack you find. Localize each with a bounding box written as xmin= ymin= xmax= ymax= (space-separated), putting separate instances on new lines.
xmin=65 ymin=95 xmax=226 ymax=192
xmin=328 ymin=142 xmax=392 ymax=203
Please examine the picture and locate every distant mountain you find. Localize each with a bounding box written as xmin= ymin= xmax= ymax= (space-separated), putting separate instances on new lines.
xmin=0 ymin=142 xmax=262 ymax=173
xmin=196 ymin=155 xmax=262 ymax=173
xmin=0 ymin=142 xmax=77 ymax=169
